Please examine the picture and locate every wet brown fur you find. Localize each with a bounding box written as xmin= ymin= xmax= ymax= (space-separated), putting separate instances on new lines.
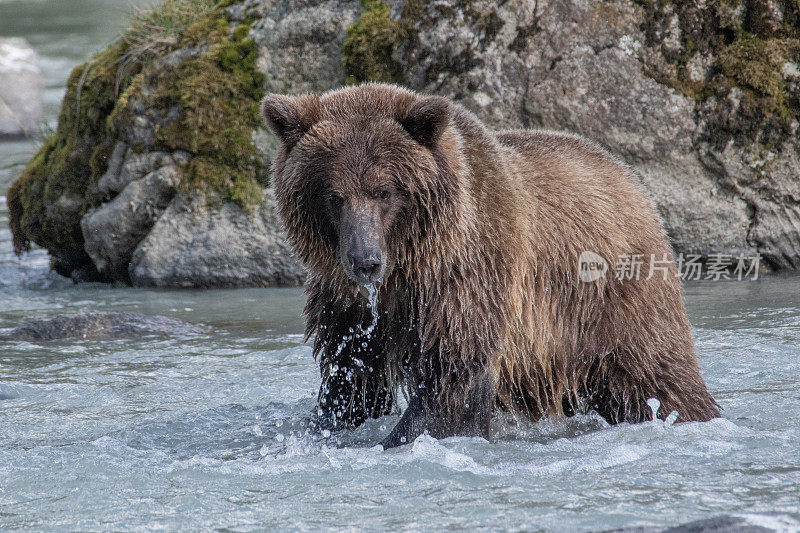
xmin=261 ymin=83 xmax=720 ymax=447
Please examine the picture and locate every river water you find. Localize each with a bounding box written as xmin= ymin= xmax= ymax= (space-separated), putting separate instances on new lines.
xmin=1 ymin=1 xmax=799 ymax=531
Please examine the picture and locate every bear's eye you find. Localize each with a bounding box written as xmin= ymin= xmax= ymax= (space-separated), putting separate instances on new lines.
xmin=326 ymin=193 xmax=344 ymax=211
xmin=377 ymin=188 xmax=391 ymax=201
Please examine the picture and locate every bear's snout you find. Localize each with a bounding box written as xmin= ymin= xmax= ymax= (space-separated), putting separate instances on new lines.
xmin=348 ymin=248 xmax=382 ymax=283
xmin=339 ymin=202 xmax=386 ymax=285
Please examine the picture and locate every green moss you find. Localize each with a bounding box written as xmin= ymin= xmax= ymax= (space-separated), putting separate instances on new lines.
xmin=150 ymin=19 xmax=266 ymax=206
xmin=717 ymin=34 xmax=796 ymax=115
xmin=7 ymin=135 xmax=55 ymax=253
xmin=7 ymin=0 xmax=269 ymax=258
xmin=105 ymin=73 xmax=144 ymax=132
xmin=342 ymin=0 xmax=425 ymax=84
xmin=8 ymin=40 xmax=137 ymax=255
xmin=124 ymin=0 xmax=219 ymax=64
xmin=636 ymin=0 xmax=800 ymax=145
xmin=343 ymin=0 xmax=405 ymax=84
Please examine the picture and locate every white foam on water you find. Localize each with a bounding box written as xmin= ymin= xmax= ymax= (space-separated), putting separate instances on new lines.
xmin=410 ymin=433 xmax=492 ymax=475
xmin=520 ymin=443 xmax=648 ymax=477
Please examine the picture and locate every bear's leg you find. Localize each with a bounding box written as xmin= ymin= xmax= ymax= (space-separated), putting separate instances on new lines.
xmin=311 ymin=296 xmax=394 ymax=430
xmin=586 ymin=348 xmax=720 ymax=424
xmin=317 ymin=349 xmax=393 ymax=430
xmin=381 ymin=367 xmax=493 ymax=448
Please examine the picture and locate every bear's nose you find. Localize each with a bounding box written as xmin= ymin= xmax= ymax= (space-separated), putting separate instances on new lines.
xmin=348 ymin=250 xmax=382 ymax=282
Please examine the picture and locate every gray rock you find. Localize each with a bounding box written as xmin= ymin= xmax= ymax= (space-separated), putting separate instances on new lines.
xmin=251 ymin=0 xmax=359 ymax=95
xmin=96 ymin=142 xmax=129 ymax=195
xmin=701 ymin=139 xmax=800 ymax=270
xmin=523 ymin=42 xmax=753 ymax=258
xmin=129 ymin=191 xmax=305 ymax=288
xmin=0 ymin=312 xmax=208 ymax=341
xmin=610 ymin=513 xmax=800 ymax=532
xmin=0 ymin=38 xmax=43 ymax=138
xmin=81 ymin=165 xmax=182 ymax=281
xmin=97 ymin=145 xmax=187 ymax=196
xmin=249 ymin=0 xmax=360 ymax=164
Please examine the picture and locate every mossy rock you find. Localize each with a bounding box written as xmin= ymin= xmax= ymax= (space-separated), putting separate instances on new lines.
xmin=8 ymin=40 xmax=134 ymax=258
xmin=342 ymin=0 xmax=425 ymax=85
xmin=343 ymin=0 xmax=405 ymax=84
xmin=636 ymin=0 xmax=800 ymax=146
xmin=7 ymin=0 xmax=267 ymax=268
xmin=717 ymin=34 xmax=799 ymax=118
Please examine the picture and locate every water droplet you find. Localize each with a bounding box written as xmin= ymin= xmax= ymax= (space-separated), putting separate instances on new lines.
xmin=322 ymin=429 xmax=331 ymax=438
xmin=646 ymin=397 xmax=661 ymax=420
xmin=276 ymin=434 xmax=285 ymax=443
xmin=665 ymin=410 xmax=679 ymax=426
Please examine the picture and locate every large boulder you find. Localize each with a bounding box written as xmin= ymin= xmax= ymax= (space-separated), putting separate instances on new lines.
xmin=6 ymin=0 xmax=800 ymax=287
xmin=0 ymin=37 xmax=44 ymax=138
xmin=6 ymin=4 xmax=311 ymax=287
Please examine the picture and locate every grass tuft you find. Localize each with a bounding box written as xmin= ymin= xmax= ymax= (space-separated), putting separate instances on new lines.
xmin=124 ymin=0 xmax=219 ymax=63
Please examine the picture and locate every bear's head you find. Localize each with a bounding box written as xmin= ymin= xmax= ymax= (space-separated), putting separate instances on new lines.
xmin=260 ymin=84 xmax=458 ymax=288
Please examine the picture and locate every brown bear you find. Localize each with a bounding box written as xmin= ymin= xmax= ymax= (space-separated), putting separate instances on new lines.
xmin=260 ymin=83 xmax=720 ymax=448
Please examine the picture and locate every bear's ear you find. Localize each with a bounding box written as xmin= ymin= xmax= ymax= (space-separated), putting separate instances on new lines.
xmin=400 ymin=96 xmax=450 ymax=148
xmin=260 ymin=93 xmax=322 ymax=148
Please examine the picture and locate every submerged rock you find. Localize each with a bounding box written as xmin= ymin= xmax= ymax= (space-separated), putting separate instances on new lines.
xmin=5 ymin=0 xmax=800 ymax=286
xmin=0 ymin=312 xmax=208 ymax=341
xmin=612 ymin=512 xmax=800 ymax=532
xmin=0 ymin=37 xmax=43 ymax=138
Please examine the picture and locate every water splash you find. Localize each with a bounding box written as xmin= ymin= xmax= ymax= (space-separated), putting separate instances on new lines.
xmin=362 ymin=283 xmax=379 ymax=337
xmin=329 ymin=284 xmax=380 ymax=359
xmin=647 ymin=398 xmax=679 ymax=427
xmin=664 ymin=410 xmax=679 ymax=426
xmin=646 ymin=397 xmax=660 ymax=421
